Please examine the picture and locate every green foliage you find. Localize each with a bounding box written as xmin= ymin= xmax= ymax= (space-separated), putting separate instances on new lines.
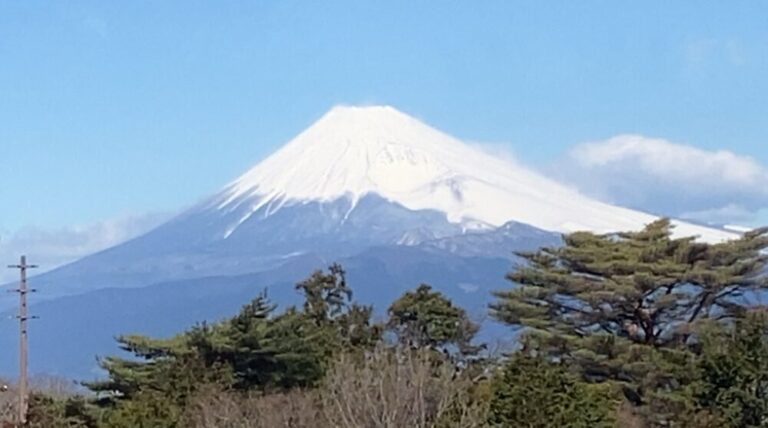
xmin=101 ymin=390 xmax=183 ymax=428
xmin=296 ymin=263 xmax=352 ymax=323
xmin=691 ymin=311 xmax=768 ymax=427
xmin=84 ymin=265 xmax=382 ymax=427
xmin=27 ymin=393 xmax=100 ymax=428
xmin=491 ymin=219 xmax=768 ymax=413
xmin=18 ymin=222 xmax=768 ymax=428
xmin=336 ymin=302 xmax=382 ymax=349
xmin=295 ymin=263 xmax=382 ymax=349
xmin=88 ymin=298 xmax=325 ymax=400
xmin=203 ymin=294 xmax=330 ymax=390
xmin=387 ymin=283 xmax=480 ymax=354
xmin=21 ymin=224 xmax=768 ymax=427
xmin=90 ymin=352 xmax=232 ymax=427
xmin=487 ymin=353 xmax=618 ymax=427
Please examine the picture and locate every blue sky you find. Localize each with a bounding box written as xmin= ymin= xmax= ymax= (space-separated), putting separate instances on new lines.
xmin=1 ymin=1 xmax=767 ymax=275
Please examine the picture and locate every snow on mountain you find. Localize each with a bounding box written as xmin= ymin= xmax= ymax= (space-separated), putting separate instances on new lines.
xmin=215 ymin=105 xmax=735 ymax=243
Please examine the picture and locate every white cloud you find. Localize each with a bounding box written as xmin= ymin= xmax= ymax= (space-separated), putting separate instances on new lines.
xmin=0 ymin=213 xmax=168 ymax=283
xmin=457 ymin=283 xmax=479 ymax=293
xmin=555 ymin=135 xmax=768 ymax=226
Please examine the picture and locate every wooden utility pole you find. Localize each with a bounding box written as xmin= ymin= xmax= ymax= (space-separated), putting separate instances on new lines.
xmin=7 ymin=256 xmax=37 ymax=426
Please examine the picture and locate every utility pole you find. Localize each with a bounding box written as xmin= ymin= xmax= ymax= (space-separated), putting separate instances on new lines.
xmin=7 ymin=256 xmax=37 ymax=426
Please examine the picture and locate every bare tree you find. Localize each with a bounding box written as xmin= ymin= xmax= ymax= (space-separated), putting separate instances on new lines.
xmin=29 ymin=375 xmax=79 ymax=399
xmin=321 ymin=346 xmax=487 ymax=428
xmin=183 ymin=385 xmax=321 ymax=428
xmin=0 ymin=375 xmax=84 ymax=427
xmin=0 ymin=379 xmax=17 ymax=427
xmin=183 ymin=347 xmax=488 ymax=428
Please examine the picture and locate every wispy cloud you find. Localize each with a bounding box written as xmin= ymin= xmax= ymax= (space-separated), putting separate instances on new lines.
xmin=553 ymin=135 xmax=768 ymax=226
xmin=0 ymin=213 xmax=168 ymax=283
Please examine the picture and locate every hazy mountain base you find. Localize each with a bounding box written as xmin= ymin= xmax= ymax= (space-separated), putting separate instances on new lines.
xmin=0 ymin=245 xmax=522 ymax=378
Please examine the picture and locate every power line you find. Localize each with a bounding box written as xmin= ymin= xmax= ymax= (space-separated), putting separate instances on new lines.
xmin=7 ymin=256 xmax=37 ymax=426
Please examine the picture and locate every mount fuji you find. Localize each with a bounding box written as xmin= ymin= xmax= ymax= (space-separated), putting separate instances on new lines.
xmin=1 ymin=105 xmax=736 ymax=377
xmin=217 ymin=105 xmax=734 ymax=240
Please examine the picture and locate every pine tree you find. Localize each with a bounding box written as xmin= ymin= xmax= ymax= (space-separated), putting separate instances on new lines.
xmin=295 ymin=263 xmax=381 ymax=349
xmin=490 ymin=219 xmax=768 ymax=420
xmin=387 ymin=284 xmax=480 ymax=355
xmin=88 ymin=290 xmax=331 ymax=398
xmin=487 ymin=353 xmax=618 ymax=427
xmin=295 ymin=263 xmax=352 ymax=324
xmin=692 ymin=311 xmax=768 ymax=427
xmin=87 ymin=263 xmax=379 ymax=424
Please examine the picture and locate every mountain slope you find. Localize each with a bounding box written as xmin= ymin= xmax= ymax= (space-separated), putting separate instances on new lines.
xmin=215 ymin=105 xmax=735 ymax=242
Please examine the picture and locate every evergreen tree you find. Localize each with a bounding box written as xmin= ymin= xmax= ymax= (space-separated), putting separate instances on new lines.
xmin=296 ymin=263 xmax=381 ymax=349
xmin=85 ymin=333 xmax=198 ymax=402
xmin=27 ymin=394 xmax=99 ymax=428
xmin=335 ymin=302 xmax=382 ymax=349
xmin=387 ymin=284 xmax=480 ymax=355
xmin=691 ymin=311 xmax=768 ymax=427
xmin=87 ymin=291 xmax=328 ymax=399
xmin=491 ymin=219 xmax=768 ymax=420
xmin=86 ymin=264 xmax=379 ymax=427
xmin=206 ymin=292 xmax=329 ymax=389
xmin=487 ymin=353 xmax=618 ymax=427
xmin=296 ymin=263 xmax=352 ymax=324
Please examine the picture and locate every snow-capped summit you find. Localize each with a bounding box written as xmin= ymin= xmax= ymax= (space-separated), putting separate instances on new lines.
xmin=215 ymin=105 xmax=734 ymax=243
xmin=218 ymin=105 xmax=463 ymax=211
